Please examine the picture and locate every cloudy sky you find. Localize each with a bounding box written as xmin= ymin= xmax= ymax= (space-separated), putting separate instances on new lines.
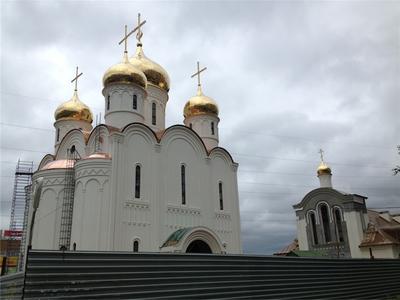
xmin=1 ymin=0 xmax=399 ymax=254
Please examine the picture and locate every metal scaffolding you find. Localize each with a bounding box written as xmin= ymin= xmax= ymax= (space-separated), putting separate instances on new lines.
xmin=59 ymin=147 xmax=80 ymax=250
xmin=9 ymin=160 xmax=34 ymax=233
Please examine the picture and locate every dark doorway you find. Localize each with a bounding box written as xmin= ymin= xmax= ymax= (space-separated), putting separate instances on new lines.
xmin=186 ymin=240 xmax=212 ymax=253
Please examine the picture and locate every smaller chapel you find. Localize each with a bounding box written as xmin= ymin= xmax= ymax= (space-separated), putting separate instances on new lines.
xmin=293 ymin=152 xmax=400 ymax=259
xmin=29 ymin=15 xmax=242 ymax=255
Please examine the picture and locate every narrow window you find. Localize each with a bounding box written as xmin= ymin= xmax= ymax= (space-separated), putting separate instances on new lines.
xmin=133 ymin=95 xmax=137 ymax=110
xmin=56 ymin=128 xmax=60 ymax=142
xmin=310 ymin=212 xmax=318 ymax=245
xmin=152 ymin=102 xmax=156 ymax=125
xmin=133 ymin=240 xmax=139 ymax=252
xmin=320 ymin=204 xmax=331 ymax=243
xmin=107 ymin=95 xmax=110 ymax=110
xmin=135 ymin=165 xmax=141 ymax=199
xmin=211 ymin=122 xmax=215 ymax=135
xmin=181 ymin=164 xmax=186 ymax=205
xmin=189 ymin=123 xmax=192 ymax=129
xmin=219 ymin=182 xmax=223 ymax=210
xmin=334 ymin=208 xmax=344 ymax=242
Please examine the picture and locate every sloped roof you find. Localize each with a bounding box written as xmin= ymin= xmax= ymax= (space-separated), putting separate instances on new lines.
xmin=274 ymin=239 xmax=299 ymax=256
xmin=359 ymin=210 xmax=400 ymax=247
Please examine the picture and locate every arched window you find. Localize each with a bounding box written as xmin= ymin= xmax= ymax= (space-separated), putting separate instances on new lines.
xmin=334 ymin=208 xmax=344 ymax=242
xmin=309 ymin=212 xmax=318 ymax=245
xmin=135 ymin=165 xmax=141 ymax=199
xmin=152 ymin=102 xmax=156 ymax=125
xmin=320 ymin=204 xmax=331 ymax=243
xmin=107 ymin=95 xmax=110 ymax=110
xmin=133 ymin=240 xmax=139 ymax=252
xmin=211 ymin=122 xmax=215 ymax=135
xmin=132 ymin=95 xmax=137 ymax=110
xmin=56 ymin=128 xmax=60 ymax=142
xmin=70 ymin=145 xmax=76 ymax=153
xmin=219 ymin=181 xmax=223 ymax=210
xmin=181 ymin=164 xmax=186 ymax=205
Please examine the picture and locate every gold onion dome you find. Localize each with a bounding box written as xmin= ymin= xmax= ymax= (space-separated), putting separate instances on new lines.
xmin=317 ymin=161 xmax=332 ymax=176
xmin=103 ymin=52 xmax=147 ymax=89
xmin=184 ymin=86 xmax=219 ymax=118
xmin=130 ymin=43 xmax=170 ymax=92
xmin=54 ymin=90 xmax=93 ymax=123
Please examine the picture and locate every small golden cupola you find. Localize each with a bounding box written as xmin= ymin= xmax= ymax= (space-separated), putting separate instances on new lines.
xmin=183 ymin=61 xmax=220 ymax=150
xmin=317 ymin=162 xmax=332 ymax=176
xmin=317 ymin=149 xmax=332 ymax=176
xmin=129 ymin=13 xmax=170 ymax=92
xmin=183 ymin=85 xmax=219 ymax=118
xmin=184 ymin=62 xmax=218 ymax=119
xmin=54 ymin=67 xmax=93 ymax=123
xmin=103 ymin=26 xmax=147 ymax=89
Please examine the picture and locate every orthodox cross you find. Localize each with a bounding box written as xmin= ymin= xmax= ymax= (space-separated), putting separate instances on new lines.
xmin=191 ymin=61 xmax=207 ymax=87
xmin=136 ymin=13 xmax=144 ymax=43
xmin=71 ymin=66 xmax=82 ymax=92
xmin=319 ymin=148 xmax=325 ymax=162
xmin=118 ymin=15 xmax=146 ymax=48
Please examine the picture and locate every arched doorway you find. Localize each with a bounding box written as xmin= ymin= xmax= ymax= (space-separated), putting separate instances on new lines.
xmin=186 ymin=240 xmax=212 ymax=253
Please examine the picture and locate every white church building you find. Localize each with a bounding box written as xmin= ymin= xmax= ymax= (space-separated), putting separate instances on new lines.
xmin=30 ymin=17 xmax=242 ymax=255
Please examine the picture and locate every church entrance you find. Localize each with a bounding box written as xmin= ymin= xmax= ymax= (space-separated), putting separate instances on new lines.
xmin=185 ymin=240 xmax=212 ymax=253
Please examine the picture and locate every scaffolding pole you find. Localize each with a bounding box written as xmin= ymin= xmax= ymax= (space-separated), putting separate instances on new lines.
xmin=9 ymin=160 xmax=34 ymax=233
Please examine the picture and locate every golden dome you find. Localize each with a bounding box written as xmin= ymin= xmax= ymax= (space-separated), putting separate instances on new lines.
xmin=54 ymin=91 xmax=93 ymax=123
xmin=130 ymin=44 xmax=170 ymax=92
xmin=317 ymin=162 xmax=332 ymax=176
xmin=103 ymin=52 xmax=147 ymax=89
xmin=183 ymin=86 xmax=219 ymax=118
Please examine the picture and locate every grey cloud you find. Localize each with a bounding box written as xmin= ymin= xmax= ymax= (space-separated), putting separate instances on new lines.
xmin=1 ymin=1 xmax=399 ymax=254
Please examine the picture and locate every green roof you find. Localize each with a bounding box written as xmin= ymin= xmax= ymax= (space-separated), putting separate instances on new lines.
xmin=161 ymin=227 xmax=193 ymax=248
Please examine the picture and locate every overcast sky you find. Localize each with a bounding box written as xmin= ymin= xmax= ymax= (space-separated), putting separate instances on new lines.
xmin=1 ymin=0 xmax=399 ymax=254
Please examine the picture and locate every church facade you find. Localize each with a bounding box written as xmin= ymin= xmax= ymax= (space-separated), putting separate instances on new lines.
xmin=29 ymin=18 xmax=242 ymax=254
xmin=293 ymin=156 xmax=400 ymax=259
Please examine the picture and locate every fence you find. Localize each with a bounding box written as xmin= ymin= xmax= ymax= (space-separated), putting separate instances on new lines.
xmin=1 ymin=249 xmax=399 ymax=299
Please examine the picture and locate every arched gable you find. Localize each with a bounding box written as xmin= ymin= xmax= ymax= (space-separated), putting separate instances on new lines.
xmin=122 ymin=122 xmax=158 ymax=145
xmin=160 ymin=125 xmax=208 ymax=159
xmin=37 ymin=154 xmax=55 ymax=171
xmin=209 ymin=147 xmax=236 ymax=165
xmin=86 ymin=124 xmax=110 ymax=155
xmin=293 ymin=188 xmax=350 ymax=210
xmin=55 ymin=129 xmax=86 ymax=160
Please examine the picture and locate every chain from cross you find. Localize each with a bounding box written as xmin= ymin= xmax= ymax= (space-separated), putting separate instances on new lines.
xmin=118 ymin=16 xmax=146 ymax=49
xmin=191 ymin=61 xmax=207 ymax=87
xmin=71 ymin=66 xmax=83 ymax=92
xmin=136 ymin=13 xmax=143 ymax=42
xmin=319 ymin=149 xmax=324 ymax=162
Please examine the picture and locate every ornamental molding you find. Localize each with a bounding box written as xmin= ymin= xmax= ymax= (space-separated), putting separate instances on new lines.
xmin=124 ymin=201 xmax=150 ymax=210
xmin=215 ymin=212 xmax=231 ymax=220
xmin=43 ymin=177 xmax=66 ymax=186
xmin=167 ymin=205 xmax=201 ymax=216
xmin=122 ymin=220 xmax=150 ymax=227
xmin=76 ymin=168 xmax=111 ymax=178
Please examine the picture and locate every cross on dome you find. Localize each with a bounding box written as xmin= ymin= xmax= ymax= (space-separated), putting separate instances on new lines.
xmin=318 ymin=148 xmax=325 ymax=162
xmin=119 ymin=16 xmax=146 ymax=51
xmin=71 ymin=66 xmax=83 ymax=92
xmin=136 ymin=13 xmax=144 ymax=43
xmin=191 ymin=61 xmax=207 ymax=88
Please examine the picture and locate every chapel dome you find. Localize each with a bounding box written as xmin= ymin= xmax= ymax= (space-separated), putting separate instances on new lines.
xmin=54 ymin=91 xmax=93 ymax=123
xmin=130 ymin=43 xmax=170 ymax=92
xmin=103 ymin=53 xmax=147 ymax=89
xmin=184 ymin=86 xmax=219 ymax=118
xmin=317 ymin=162 xmax=332 ymax=176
